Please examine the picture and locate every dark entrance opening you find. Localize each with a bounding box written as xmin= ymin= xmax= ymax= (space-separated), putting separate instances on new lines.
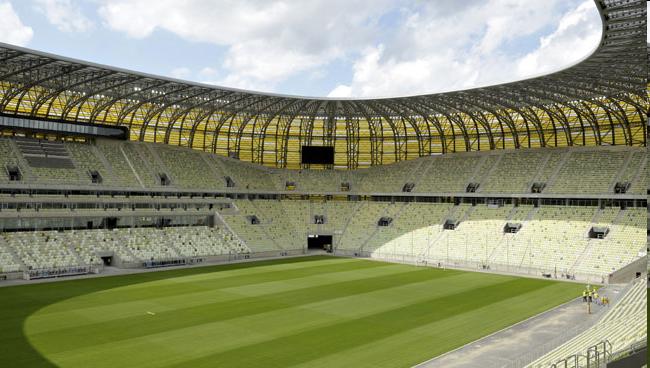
xmin=101 ymin=256 xmax=112 ymax=266
xmin=105 ymin=217 xmax=118 ymax=229
xmin=89 ymin=170 xmax=103 ymax=184
xmin=7 ymin=166 xmax=22 ymax=181
xmin=225 ymin=176 xmax=235 ymax=187
xmin=308 ymin=235 xmax=333 ymax=252
xmin=159 ymin=173 xmax=171 ymax=186
xmin=156 ymin=218 xmax=172 ymax=228
xmin=588 ymin=226 xmax=609 ymax=239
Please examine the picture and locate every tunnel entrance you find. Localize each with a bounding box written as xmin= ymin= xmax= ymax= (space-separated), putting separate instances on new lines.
xmin=307 ymin=235 xmax=333 ymax=252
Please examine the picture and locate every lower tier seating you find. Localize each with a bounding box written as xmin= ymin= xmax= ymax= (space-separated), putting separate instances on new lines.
xmin=527 ymin=279 xmax=647 ymax=367
xmin=0 ymin=225 xmax=250 ymax=272
xmin=0 ymin=201 xmax=644 ymax=283
xmin=216 ymin=199 xmax=644 ymax=281
xmin=3 ymin=231 xmax=82 ymax=270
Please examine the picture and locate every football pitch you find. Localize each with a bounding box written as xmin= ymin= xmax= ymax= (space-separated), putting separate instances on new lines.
xmin=0 ymin=256 xmax=584 ymax=367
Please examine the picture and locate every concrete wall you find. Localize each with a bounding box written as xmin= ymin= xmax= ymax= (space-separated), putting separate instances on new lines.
xmin=607 ymin=346 xmax=647 ymax=368
xmin=608 ymin=256 xmax=647 ymax=284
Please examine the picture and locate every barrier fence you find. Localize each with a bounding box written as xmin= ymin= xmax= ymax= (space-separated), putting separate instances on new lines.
xmin=23 ymin=264 xmax=102 ymax=280
xmin=334 ymin=250 xmax=607 ymax=284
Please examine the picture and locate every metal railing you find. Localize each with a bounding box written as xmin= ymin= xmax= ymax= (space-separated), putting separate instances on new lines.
xmin=504 ymin=319 xmax=607 ymax=368
xmin=498 ymin=280 xmax=639 ymax=368
xmin=606 ymin=338 xmax=647 ymax=364
xmin=549 ymin=340 xmax=611 ymax=368
xmin=335 ymin=250 xmax=607 ymax=284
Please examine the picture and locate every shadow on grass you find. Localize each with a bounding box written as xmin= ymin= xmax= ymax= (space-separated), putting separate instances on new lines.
xmin=0 ymin=256 xmax=326 ymax=367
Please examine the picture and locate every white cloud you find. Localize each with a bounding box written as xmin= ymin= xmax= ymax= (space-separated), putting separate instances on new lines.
xmin=195 ymin=67 xmax=220 ymax=84
xmin=328 ymin=0 xmax=601 ymax=98
xmin=97 ymin=0 xmax=392 ymax=92
xmin=34 ymin=0 xmax=93 ymax=33
xmin=198 ymin=67 xmax=218 ymax=78
xmin=169 ymin=67 xmax=191 ymax=79
xmin=221 ymin=39 xmax=335 ymax=84
xmin=168 ymin=66 xmax=226 ymax=86
xmin=516 ymin=1 xmax=601 ymax=77
xmin=327 ymin=84 xmax=352 ymax=98
xmin=330 ymin=45 xmax=482 ymax=98
xmin=0 ymin=1 xmax=33 ymax=46
xmin=96 ymin=0 xmax=602 ymax=97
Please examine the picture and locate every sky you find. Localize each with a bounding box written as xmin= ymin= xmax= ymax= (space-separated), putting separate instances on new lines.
xmin=0 ymin=0 xmax=643 ymax=98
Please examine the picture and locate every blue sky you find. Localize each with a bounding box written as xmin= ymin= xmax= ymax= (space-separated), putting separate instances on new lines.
xmin=0 ymin=0 xmax=632 ymax=98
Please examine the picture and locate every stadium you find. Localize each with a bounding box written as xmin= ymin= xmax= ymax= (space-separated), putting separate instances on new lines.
xmin=0 ymin=0 xmax=647 ymax=367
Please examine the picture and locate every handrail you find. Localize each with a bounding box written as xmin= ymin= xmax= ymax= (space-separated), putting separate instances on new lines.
xmin=607 ymin=338 xmax=647 ymax=363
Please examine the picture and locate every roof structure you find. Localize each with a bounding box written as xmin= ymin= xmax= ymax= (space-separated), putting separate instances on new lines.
xmin=0 ymin=0 xmax=646 ymax=169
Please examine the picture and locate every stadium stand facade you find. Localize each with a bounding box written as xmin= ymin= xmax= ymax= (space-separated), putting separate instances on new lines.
xmin=0 ymin=139 xmax=645 ymax=283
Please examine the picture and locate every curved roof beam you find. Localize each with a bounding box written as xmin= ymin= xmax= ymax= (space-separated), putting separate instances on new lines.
xmin=0 ymin=0 xmax=644 ymax=168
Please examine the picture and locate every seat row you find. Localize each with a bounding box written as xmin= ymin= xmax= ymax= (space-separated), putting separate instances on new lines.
xmin=527 ymin=279 xmax=647 ymax=367
xmin=0 ymin=225 xmax=250 ymax=272
xmin=1 ymin=137 xmax=646 ymax=195
xmin=219 ymin=200 xmax=646 ymax=280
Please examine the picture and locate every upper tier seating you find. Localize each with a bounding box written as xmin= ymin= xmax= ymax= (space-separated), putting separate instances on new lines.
xmin=94 ymin=139 xmax=140 ymax=187
xmin=414 ymin=155 xmax=481 ymax=193
xmin=358 ymin=159 xmax=424 ymax=193
xmin=271 ymin=169 xmax=357 ymax=192
xmin=616 ymin=151 xmax=647 ymax=195
xmin=155 ymin=145 xmax=223 ymax=190
xmin=10 ymin=138 xmax=92 ymax=185
xmin=0 ymin=137 xmax=644 ymax=195
xmin=120 ymin=143 xmax=167 ymax=187
xmin=0 ymin=138 xmax=27 ymax=183
xmin=217 ymin=157 xmax=276 ymax=191
xmin=66 ymin=142 xmax=111 ymax=185
xmin=480 ymin=150 xmax=547 ymax=193
xmin=545 ymin=150 xmax=627 ymax=194
xmin=532 ymin=150 xmax=566 ymax=188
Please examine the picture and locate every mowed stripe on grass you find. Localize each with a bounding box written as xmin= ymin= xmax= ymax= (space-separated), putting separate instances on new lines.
xmin=4 ymin=257 xmax=583 ymax=368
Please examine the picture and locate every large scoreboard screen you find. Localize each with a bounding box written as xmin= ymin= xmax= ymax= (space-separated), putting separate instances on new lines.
xmin=301 ymin=146 xmax=334 ymax=165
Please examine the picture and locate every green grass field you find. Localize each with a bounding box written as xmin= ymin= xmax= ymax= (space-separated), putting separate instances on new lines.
xmin=0 ymin=256 xmax=584 ymax=367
